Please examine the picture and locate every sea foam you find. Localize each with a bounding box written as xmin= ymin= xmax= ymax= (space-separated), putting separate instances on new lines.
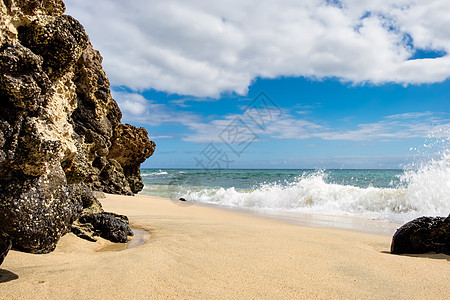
xmin=179 ymin=153 xmax=449 ymax=223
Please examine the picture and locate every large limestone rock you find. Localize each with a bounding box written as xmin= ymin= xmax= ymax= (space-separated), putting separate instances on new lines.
xmin=0 ymin=0 xmax=155 ymax=264
xmin=391 ymin=215 xmax=450 ymax=255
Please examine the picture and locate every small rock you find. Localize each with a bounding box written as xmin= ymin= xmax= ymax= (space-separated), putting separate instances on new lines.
xmin=391 ymin=215 xmax=450 ymax=254
xmin=179 ymin=198 xmax=186 ymax=202
xmin=77 ymin=212 xmax=133 ymax=243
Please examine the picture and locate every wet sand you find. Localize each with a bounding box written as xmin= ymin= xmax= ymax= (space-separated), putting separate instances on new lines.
xmin=1 ymin=193 xmax=449 ymax=299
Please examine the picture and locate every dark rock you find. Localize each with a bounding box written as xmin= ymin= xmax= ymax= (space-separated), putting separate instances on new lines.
xmin=98 ymin=158 xmax=133 ymax=195
xmin=71 ymin=225 xmax=97 ymax=242
xmin=0 ymin=166 xmax=84 ymax=253
xmin=68 ymin=183 xmax=97 ymax=210
xmin=77 ymin=213 xmax=133 ymax=243
xmin=0 ymin=239 xmax=12 ymax=265
xmin=71 ymin=186 xmax=132 ymax=243
xmin=391 ymin=215 xmax=450 ymax=254
xmin=18 ymin=15 xmax=89 ymax=80
xmin=0 ymin=43 xmax=50 ymax=111
xmin=179 ymin=198 xmax=186 ymax=202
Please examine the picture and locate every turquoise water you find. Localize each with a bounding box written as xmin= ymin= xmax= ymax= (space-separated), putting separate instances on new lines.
xmin=141 ymin=169 xmax=403 ymax=191
xmin=140 ymin=157 xmax=449 ymax=224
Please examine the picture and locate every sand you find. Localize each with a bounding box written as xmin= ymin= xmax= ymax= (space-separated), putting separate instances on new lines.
xmin=1 ymin=194 xmax=449 ymax=299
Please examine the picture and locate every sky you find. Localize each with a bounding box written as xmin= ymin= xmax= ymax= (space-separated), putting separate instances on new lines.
xmin=65 ymin=0 xmax=450 ymax=169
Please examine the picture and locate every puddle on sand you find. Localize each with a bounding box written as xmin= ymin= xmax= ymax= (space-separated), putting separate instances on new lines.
xmin=127 ymin=229 xmax=148 ymax=248
xmin=96 ymin=229 xmax=150 ymax=252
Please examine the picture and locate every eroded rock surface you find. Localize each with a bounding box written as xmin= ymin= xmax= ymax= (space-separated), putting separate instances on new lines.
xmin=75 ymin=212 xmax=133 ymax=243
xmin=391 ymin=215 xmax=450 ymax=255
xmin=0 ymin=0 xmax=155 ymax=264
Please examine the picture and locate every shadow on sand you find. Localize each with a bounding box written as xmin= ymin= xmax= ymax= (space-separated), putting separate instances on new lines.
xmin=0 ymin=269 xmax=19 ymax=283
xmin=381 ymin=251 xmax=450 ymax=261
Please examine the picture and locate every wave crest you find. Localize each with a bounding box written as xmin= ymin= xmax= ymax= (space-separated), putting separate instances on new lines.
xmin=179 ymin=154 xmax=449 ymax=223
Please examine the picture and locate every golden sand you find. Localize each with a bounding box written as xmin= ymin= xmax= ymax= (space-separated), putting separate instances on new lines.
xmin=1 ymin=194 xmax=449 ymax=299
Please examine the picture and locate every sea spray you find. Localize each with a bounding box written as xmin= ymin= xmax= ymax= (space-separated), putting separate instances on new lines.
xmin=140 ymin=153 xmax=450 ymax=224
xmin=399 ymin=150 xmax=450 ymax=218
xmin=179 ymin=171 xmax=412 ymax=222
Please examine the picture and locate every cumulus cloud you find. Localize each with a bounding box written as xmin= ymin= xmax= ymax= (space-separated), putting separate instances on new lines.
xmin=66 ymin=0 xmax=450 ymax=97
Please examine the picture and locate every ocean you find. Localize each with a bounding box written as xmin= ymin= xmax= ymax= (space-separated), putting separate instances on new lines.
xmin=140 ymin=153 xmax=449 ymax=226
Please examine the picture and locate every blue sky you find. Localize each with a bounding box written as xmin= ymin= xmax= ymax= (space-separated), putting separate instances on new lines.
xmin=65 ymin=0 xmax=450 ymax=168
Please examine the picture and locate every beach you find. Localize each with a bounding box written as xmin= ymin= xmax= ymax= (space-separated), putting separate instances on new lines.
xmin=1 ymin=0 xmax=449 ymax=299
xmin=1 ymin=193 xmax=448 ymax=299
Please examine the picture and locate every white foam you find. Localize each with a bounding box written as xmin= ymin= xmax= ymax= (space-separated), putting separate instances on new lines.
xmin=180 ymin=154 xmax=450 ymax=223
xmin=399 ymin=150 xmax=450 ymax=219
xmin=141 ymin=170 xmax=169 ymax=177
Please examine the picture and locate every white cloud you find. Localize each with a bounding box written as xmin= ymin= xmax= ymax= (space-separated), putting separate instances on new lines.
xmin=387 ymin=0 xmax=450 ymax=51
xmin=111 ymin=90 xmax=199 ymax=127
xmin=296 ymin=111 xmax=312 ymax=115
xmin=65 ymin=0 xmax=450 ymax=97
xmin=111 ymin=91 xmax=448 ymax=144
xmin=316 ymin=112 xmax=449 ymax=141
xmin=181 ymin=109 xmax=449 ymax=143
xmin=149 ymin=135 xmax=174 ymax=140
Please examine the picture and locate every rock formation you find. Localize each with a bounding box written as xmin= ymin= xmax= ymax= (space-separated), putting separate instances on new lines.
xmin=0 ymin=0 xmax=155 ymax=265
xmin=75 ymin=212 xmax=134 ymax=243
xmin=391 ymin=215 xmax=450 ymax=255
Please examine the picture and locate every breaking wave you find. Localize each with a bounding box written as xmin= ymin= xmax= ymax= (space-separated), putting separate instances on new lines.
xmin=176 ymin=153 xmax=449 ymax=223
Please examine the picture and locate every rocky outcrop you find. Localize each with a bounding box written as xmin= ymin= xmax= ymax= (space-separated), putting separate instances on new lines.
xmin=391 ymin=215 xmax=450 ymax=255
xmin=0 ymin=0 xmax=155 ymax=264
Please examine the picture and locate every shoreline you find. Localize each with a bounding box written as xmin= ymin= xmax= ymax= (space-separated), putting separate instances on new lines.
xmin=188 ymin=199 xmax=402 ymax=236
xmin=1 ymin=193 xmax=449 ymax=299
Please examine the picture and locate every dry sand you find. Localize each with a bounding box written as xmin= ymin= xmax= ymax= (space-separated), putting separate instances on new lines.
xmin=1 ymin=194 xmax=449 ymax=299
